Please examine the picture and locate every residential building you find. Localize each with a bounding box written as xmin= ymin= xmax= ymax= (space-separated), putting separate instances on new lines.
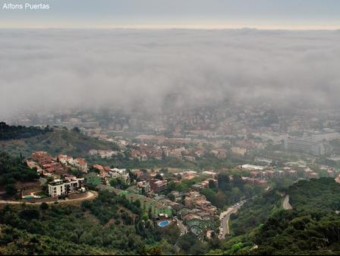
xmin=150 ymin=179 xmax=168 ymax=193
xmin=48 ymin=177 xmax=84 ymax=197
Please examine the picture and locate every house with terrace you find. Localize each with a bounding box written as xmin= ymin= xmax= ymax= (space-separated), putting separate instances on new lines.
xmin=48 ymin=176 xmax=85 ymax=197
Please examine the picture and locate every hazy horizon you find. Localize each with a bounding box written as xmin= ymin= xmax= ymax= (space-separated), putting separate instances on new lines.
xmin=1 ymin=0 xmax=340 ymax=30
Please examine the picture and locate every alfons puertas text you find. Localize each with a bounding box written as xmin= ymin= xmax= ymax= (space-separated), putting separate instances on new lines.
xmin=2 ymin=3 xmax=50 ymax=10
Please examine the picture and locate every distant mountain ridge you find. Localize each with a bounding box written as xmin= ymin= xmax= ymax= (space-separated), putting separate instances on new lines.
xmin=0 ymin=123 xmax=118 ymax=158
xmin=0 ymin=122 xmax=52 ymax=141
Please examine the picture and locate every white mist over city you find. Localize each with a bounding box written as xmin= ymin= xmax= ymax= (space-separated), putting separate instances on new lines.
xmin=1 ymin=29 xmax=340 ymax=120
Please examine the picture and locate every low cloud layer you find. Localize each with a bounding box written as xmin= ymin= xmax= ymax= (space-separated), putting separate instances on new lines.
xmin=1 ymin=29 xmax=340 ymax=119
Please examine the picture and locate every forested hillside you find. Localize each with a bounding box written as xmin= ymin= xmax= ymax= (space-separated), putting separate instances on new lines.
xmin=0 ymin=126 xmax=118 ymax=158
xmin=0 ymin=152 xmax=39 ymax=197
xmin=251 ymin=178 xmax=340 ymax=255
xmin=0 ymin=190 xmax=181 ymax=255
xmin=218 ymin=178 xmax=340 ymax=255
xmin=0 ymin=122 xmax=52 ymax=140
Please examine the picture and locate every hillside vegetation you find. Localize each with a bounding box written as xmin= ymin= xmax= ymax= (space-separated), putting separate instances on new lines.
xmin=251 ymin=178 xmax=340 ymax=254
xmin=0 ymin=152 xmax=39 ymax=197
xmin=0 ymin=224 xmax=112 ymax=255
xmin=0 ymin=190 xmax=181 ymax=255
xmin=219 ymin=178 xmax=340 ymax=255
xmin=0 ymin=127 xmax=118 ymax=158
xmin=0 ymin=122 xmax=52 ymax=141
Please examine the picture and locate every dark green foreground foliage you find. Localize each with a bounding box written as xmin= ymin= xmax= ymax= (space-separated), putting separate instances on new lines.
xmin=0 ymin=224 xmax=110 ymax=255
xmin=0 ymin=152 xmax=38 ymax=185
xmin=251 ymin=178 xmax=340 ymax=255
xmin=252 ymin=210 xmax=340 ymax=255
xmin=0 ymin=152 xmax=39 ymax=197
xmin=0 ymin=190 xmax=182 ymax=255
xmin=223 ymin=178 xmax=340 ymax=255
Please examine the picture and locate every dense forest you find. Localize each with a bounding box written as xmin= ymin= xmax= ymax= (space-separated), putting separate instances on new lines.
xmin=0 ymin=122 xmax=52 ymax=140
xmin=0 ymin=224 xmax=111 ymax=255
xmin=250 ymin=178 xmax=340 ymax=254
xmin=252 ymin=210 xmax=340 ymax=255
xmin=216 ymin=178 xmax=340 ymax=255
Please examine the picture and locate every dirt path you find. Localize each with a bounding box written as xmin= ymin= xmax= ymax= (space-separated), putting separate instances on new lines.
xmin=175 ymin=217 xmax=188 ymax=236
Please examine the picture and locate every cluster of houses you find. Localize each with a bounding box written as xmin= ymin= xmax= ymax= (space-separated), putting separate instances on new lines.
xmin=58 ymin=154 xmax=88 ymax=173
xmin=237 ymin=163 xmax=337 ymax=186
xmin=28 ymin=151 xmax=63 ymax=176
xmin=84 ymin=163 xmax=220 ymax=237
xmin=101 ymin=134 xmax=229 ymax=162
xmin=135 ymin=170 xmax=219 ymax=237
xmin=88 ymin=149 xmax=119 ymax=159
xmin=27 ymin=151 xmax=88 ymax=176
xmin=175 ymin=191 xmax=218 ymax=238
xmin=26 ymin=151 xmax=88 ymax=197
xmin=24 ymin=147 xmax=340 ymax=239
xmin=183 ymin=191 xmax=217 ymax=216
xmin=135 ymin=178 xmax=168 ymax=194
xmin=92 ymin=165 xmax=130 ymax=184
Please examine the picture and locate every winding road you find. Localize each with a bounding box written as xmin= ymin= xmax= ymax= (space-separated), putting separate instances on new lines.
xmin=282 ymin=195 xmax=293 ymax=210
xmin=0 ymin=191 xmax=98 ymax=205
xmin=218 ymin=200 xmax=246 ymax=240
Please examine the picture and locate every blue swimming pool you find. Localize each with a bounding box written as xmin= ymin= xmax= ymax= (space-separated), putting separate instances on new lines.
xmin=158 ymin=220 xmax=171 ymax=228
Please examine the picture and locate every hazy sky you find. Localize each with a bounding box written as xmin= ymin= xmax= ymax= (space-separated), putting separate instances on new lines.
xmin=0 ymin=0 xmax=340 ymax=29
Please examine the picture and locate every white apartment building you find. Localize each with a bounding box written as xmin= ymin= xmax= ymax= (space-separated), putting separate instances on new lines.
xmin=48 ymin=177 xmax=85 ymax=197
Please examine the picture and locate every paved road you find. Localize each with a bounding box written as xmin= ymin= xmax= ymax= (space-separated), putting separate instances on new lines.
xmin=282 ymin=195 xmax=293 ymax=210
xmin=218 ymin=207 xmax=236 ymax=239
xmin=0 ymin=191 xmax=98 ymax=205
xmin=218 ymin=200 xmax=246 ymax=240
